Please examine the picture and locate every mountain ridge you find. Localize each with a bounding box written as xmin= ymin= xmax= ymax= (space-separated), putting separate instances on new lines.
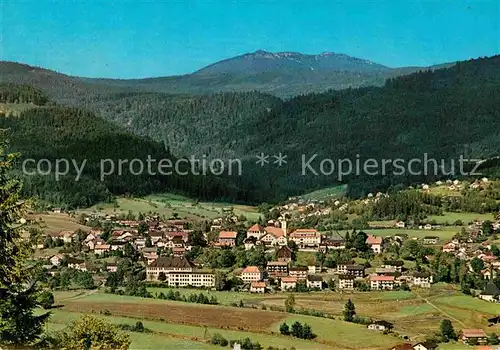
xmin=1 ymin=50 xmax=453 ymax=97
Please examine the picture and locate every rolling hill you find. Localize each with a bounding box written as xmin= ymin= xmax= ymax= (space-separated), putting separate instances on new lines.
xmin=1 ymin=55 xmax=499 ymax=205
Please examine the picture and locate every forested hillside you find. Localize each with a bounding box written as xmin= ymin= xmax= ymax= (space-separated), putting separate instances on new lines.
xmin=73 ymin=56 xmax=500 ymax=200
xmin=0 ymin=98 xmax=246 ymax=208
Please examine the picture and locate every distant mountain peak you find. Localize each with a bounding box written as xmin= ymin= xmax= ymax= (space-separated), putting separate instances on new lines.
xmin=195 ymin=50 xmax=389 ymax=75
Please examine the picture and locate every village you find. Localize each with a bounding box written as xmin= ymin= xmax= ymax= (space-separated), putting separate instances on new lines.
xmin=30 ymin=185 xmax=500 ymax=350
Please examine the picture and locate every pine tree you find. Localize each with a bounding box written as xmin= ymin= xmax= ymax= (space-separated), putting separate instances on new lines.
xmin=343 ymin=299 xmax=356 ymax=322
xmin=0 ymin=139 xmax=50 ymax=346
xmin=440 ymin=319 xmax=457 ymax=342
xmin=279 ymin=322 xmax=290 ymax=335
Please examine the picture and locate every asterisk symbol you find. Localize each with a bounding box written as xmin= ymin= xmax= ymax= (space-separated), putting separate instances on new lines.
xmin=273 ymin=153 xmax=287 ymax=167
xmin=256 ymin=153 xmax=269 ymax=167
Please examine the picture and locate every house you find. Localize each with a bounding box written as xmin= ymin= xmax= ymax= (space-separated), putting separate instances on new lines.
xmin=250 ymin=281 xmax=266 ymax=293
xmin=366 ymin=235 xmax=383 ymax=254
xmin=266 ymin=261 xmax=288 ymax=277
xmin=346 ymin=264 xmax=365 ymax=278
xmin=260 ymin=226 xmax=287 ymax=247
xmin=94 ymin=244 xmax=111 ymax=255
xmin=370 ymin=275 xmax=395 ymax=290
xmin=106 ymin=263 xmax=118 ymax=272
xmin=49 ymin=254 xmax=65 ymax=266
xmin=218 ymin=231 xmax=237 ymax=247
xmin=67 ymin=258 xmax=87 ymax=271
xmin=167 ymin=271 xmax=215 ymax=288
xmin=395 ymin=221 xmax=406 ymax=228
xmin=479 ymin=280 xmax=500 ymax=302
xmin=382 ymin=260 xmax=404 ymax=272
xmin=442 ymin=242 xmax=457 ymax=253
xmin=375 ymin=267 xmax=398 ymax=275
xmin=246 ymin=224 xmax=265 ymax=240
xmin=481 ymin=268 xmax=497 ymax=280
xmin=289 ymin=266 xmax=308 ymax=280
xmin=424 ymin=224 xmax=433 ymax=230
xmin=146 ymin=256 xmax=196 ymax=281
xmin=276 ymin=245 xmax=293 ymax=263
xmin=60 ymin=231 xmax=76 ymax=243
xmin=367 ymin=320 xmax=393 ymax=331
xmin=306 ymin=275 xmax=323 ymax=289
xmin=243 ymin=237 xmax=256 ymax=250
xmin=390 ymin=344 xmax=413 ymax=350
xmin=308 ymin=265 xmax=321 ymax=274
xmin=337 ymin=261 xmax=355 ymax=274
xmin=338 ymin=275 xmax=355 ymax=290
xmin=280 ymin=276 xmax=297 ymax=290
xmin=172 ymin=247 xmax=186 ymax=257
xmin=412 ymin=272 xmax=433 ymax=288
xmin=413 ymin=342 xmax=438 ymax=350
xmin=289 ymin=229 xmax=321 ymax=248
xmin=241 ymin=266 xmax=262 ymax=282
xmin=459 ymin=329 xmax=488 ymax=344
xmin=52 ymin=208 xmax=62 ymax=214
xmin=423 ymin=236 xmax=440 ymax=245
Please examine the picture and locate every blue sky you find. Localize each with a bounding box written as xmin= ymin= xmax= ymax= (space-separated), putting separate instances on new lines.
xmin=1 ymin=0 xmax=499 ymax=78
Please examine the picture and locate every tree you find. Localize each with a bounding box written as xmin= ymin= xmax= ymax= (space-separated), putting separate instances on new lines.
xmin=352 ymin=231 xmax=369 ymax=252
xmin=343 ymin=299 xmax=356 ymax=322
xmin=39 ymin=291 xmax=55 ymax=309
xmin=0 ymin=140 xmax=50 ymax=346
xmin=440 ymin=319 xmax=457 ymax=342
xmin=214 ymin=270 xmax=227 ymax=291
xmin=301 ymin=323 xmax=314 ymax=339
xmin=491 ymin=245 xmax=500 ymax=258
xmin=284 ymin=294 xmax=295 ymax=313
xmin=488 ymin=333 xmax=499 ymax=345
xmin=482 ymin=220 xmax=494 ymax=236
xmin=470 ymin=257 xmax=485 ymax=274
xmin=137 ymin=222 xmax=148 ymax=236
xmin=279 ymin=322 xmax=290 ymax=335
xmin=158 ymin=272 xmax=166 ymax=282
xmin=290 ymin=322 xmax=303 ymax=338
xmin=59 ymin=314 xmax=130 ymax=349
xmin=145 ymin=235 xmax=152 ymax=248
xmin=134 ymin=321 xmax=144 ymax=333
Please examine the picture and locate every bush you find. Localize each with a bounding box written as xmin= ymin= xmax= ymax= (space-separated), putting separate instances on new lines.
xmin=211 ymin=333 xmax=228 ymax=346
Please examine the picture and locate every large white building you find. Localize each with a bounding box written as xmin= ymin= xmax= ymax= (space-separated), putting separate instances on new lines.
xmin=146 ymin=256 xmax=215 ymax=287
xmin=289 ymin=229 xmax=321 ymax=248
xmin=168 ymin=271 xmax=215 ymax=288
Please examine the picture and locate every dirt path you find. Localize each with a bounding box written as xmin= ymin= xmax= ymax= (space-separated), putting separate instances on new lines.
xmin=413 ymin=290 xmax=466 ymax=327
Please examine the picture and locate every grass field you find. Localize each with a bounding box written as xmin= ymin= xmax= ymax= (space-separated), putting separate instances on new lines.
xmin=28 ymin=213 xmax=89 ymax=235
xmin=427 ymin=211 xmax=495 ymax=224
xmin=50 ymin=291 xmax=417 ymax=349
xmin=300 ymin=185 xmax=347 ymax=201
xmin=79 ymin=194 xmax=262 ymax=222
xmin=51 ymin=284 xmax=500 ymax=348
xmin=147 ymin=287 xmax=262 ymax=305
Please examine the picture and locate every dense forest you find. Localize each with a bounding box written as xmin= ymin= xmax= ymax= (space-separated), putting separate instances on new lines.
xmin=1 ymin=56 xmax=499 ymax=205
xmin=0 ymin=101 xmax=247 ymax=208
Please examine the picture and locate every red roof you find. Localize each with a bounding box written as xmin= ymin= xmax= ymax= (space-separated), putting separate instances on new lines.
xmin=281 ymin=276 xmax=297 ymax=283
xmin=289 ymin=228 xmax=317 ymax=237
xmin=461 ymin=329 xmax=487 ymax=338
xmin=242 ymin=266 xmax=261 ymax=274
xmin=366 ymin=235 xmax=382 ymax=245
xmin=248 ymin=224 xmax=264 ymax=232
xmin=265 ymin=226 xmax=284 ymax=238
xmin=371 ymin=275 xmax=394 ymax=282
xmin=251 ymin=281 xmax=266 ymax=288
xmin=219 ymin=231 xmax=237 ymax=239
